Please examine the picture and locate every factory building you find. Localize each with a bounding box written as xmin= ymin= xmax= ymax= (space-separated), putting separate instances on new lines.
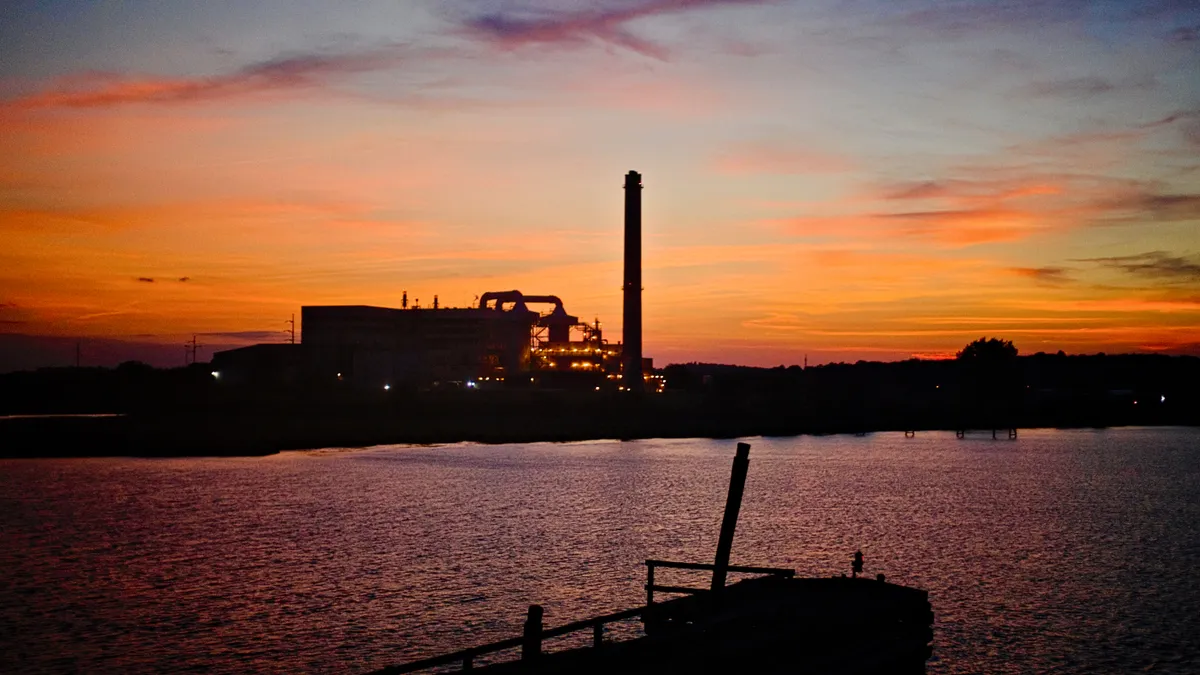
xmin=213 ymin=290 xmax=659 ymax=391
xmin=302 ymin=303 xmax=528 ymax=388
xmin=212 ymin=170 xmax=663 ymax=392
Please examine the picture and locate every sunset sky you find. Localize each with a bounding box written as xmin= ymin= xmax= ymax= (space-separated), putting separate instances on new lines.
xmin=2 ymin=0 xmax=1198 ymax=370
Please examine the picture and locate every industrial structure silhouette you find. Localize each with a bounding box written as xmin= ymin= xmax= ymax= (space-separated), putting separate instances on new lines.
xmin=211 ymin=171 xmax=660 ymax=392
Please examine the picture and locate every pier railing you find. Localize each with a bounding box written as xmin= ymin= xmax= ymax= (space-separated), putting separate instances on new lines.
xmin=367 ymin=604 xmax=644 ymax=674
xmin=644 ymin=559 xmax=795 ymax=605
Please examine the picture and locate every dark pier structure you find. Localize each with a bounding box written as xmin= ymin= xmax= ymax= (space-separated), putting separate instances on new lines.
xmin=367 ymin=443 xmax=933 ymax=674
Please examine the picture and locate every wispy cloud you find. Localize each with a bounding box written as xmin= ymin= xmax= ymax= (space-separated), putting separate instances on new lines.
xmin=1018 ymin=75 xmax=1156 ymax=99
xmin=1079 ymin=251 xmax=1200 ymax=282
xmin=5 ymin=45 xmax=410 ymax=109
xmin=1139 ymin=108 xmax=1200 ymax=148
xmin=1011 ymin=266 xmax=1074 ymax=285
xmin=895 ymin=0 xmax=1091 ymax=36
xmin=1141 ymin=108 xmax=1200 ymax=129
xmin=883 ymin=179 xmax=1062 ymax=203
xmin=1127 ymin=193 xmax=1200 ymax=220
xmin=461 ymin=0 xmax=773 ymax=59
xmin=1166 ymin=25 xmax=1199 ymax=42
xmin=776 ymin=176 xmax=1081 ymax=247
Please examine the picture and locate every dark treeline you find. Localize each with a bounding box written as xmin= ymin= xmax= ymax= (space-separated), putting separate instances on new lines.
xmin=664 ymin=350 xmax=1197 ymax=431
xmin=1 ymin=350 xmax=1197 ymax=458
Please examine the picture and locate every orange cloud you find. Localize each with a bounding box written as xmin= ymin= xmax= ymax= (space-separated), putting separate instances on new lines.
xmin=775 ymin=208 xmax=1043 ymax=246
xmin=767 ymin=171 xmax=1155 ymax=247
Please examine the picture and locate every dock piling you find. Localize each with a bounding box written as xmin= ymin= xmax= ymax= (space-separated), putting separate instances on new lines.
xmin=522 ymin=605 xmax=543 ymax=661
xmin=711 ymin=442 xmax=751 ymax=594
xmin=646 ymin=562 xmax=655 ymax=606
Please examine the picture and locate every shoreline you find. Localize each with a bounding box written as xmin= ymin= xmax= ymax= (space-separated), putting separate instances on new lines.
xmin=3 ymin=410 xmax=1195 ymax=459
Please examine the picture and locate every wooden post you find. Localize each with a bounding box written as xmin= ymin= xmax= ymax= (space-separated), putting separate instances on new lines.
xmin=711 ymin=442 xmax=751 ymax=594
xmin=522 ymin=605 xmax=543 ymax=662
xmin=593 ymin=622 xmax=604 ymax=648
xmin=463 ymin=654 xmax=473 ymax=670
xmin=646 ymin=562 xmax=655 ymax=606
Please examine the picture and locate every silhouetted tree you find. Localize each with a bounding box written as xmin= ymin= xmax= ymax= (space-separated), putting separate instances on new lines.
xmin=956 ymin=337 xmax=1017 ymax=362
xmin=956 ymin=338 xmax=1021 ymax=428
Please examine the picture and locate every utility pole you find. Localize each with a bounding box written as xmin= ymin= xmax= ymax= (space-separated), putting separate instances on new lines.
xmin=286 ymin=314 xmax=296 ymax=344
xmin=184 ymin=335 xmax=203 ymax=365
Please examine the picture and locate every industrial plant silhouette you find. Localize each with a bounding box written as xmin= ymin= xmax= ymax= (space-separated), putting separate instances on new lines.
xmin=208 ymin=171 xmax=658 ymax=394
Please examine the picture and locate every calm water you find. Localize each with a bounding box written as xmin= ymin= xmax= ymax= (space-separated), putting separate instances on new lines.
xmin=2 ymin=427 xmax=1198 ymax=674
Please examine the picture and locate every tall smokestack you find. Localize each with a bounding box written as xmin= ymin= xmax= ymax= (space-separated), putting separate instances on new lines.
xmin=623 ymin=170 xmax=643 ymax=392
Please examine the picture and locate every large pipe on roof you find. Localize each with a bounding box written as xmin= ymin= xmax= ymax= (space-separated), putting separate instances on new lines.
xmin=479 ymin=290 xmax=521 ymax=310
xmin=521 ymin=295 xmax=565 ymax=311
xmin=623 ymin=171 xmax=643 ymax=392
xmin=478 ymin=291 xmax=564 ymax=313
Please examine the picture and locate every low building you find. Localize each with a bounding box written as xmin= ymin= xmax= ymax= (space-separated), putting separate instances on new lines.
xmin=302 ymin=304 xmax=534 ymax=389
xmin=210 ymin=344 xmax=304 ymax=386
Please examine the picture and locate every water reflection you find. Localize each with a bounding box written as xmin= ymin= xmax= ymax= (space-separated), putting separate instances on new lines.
xmin=1 ymin=428 xmax=1197 ymax=674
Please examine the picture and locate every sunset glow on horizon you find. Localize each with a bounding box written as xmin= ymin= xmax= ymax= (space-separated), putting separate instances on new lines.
xmin=2 ymin=0 xmax=1198 ymax=369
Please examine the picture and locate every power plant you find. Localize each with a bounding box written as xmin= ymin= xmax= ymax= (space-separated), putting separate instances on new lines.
xmin=212 ymin=171 xmax=662 ymax=392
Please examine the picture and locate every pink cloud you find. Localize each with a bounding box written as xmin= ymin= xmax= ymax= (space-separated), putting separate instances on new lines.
xmin=4 ymin=46 xmax=409 ymax=109
xmin=461 ymin=0 xmax=775 ymax=60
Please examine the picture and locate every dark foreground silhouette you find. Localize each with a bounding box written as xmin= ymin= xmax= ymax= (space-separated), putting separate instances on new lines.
xmin=363 ymin=443 xmax=933 ymax=674
xmin=1 ymin=352 xmax=1196 ymax=457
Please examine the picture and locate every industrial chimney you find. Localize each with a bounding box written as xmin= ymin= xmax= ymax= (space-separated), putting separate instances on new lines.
xmin=623 ymin=170 xmax=643 ymax=392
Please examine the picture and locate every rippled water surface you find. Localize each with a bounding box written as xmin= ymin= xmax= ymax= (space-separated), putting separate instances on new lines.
xmin=2 ymin=427 xmax=1198 ymax=673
